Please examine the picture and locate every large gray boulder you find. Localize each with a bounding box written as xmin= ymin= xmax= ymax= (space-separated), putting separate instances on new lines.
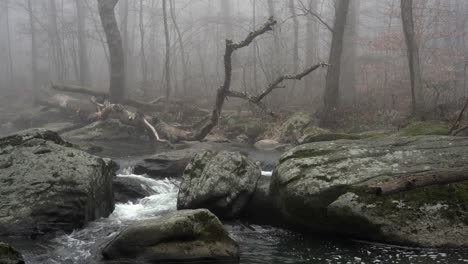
xmin=102 ymin=209 xmax=239 ymax=263
xmin=271 ymin=136 xmax=468 ymax=247
xmin=0 ymin=129 xmax=116 ymax=236
xmin=0 ymin=243 xmax=24 ymax=264
xmin=177 ymin=151 xmax=261 ymax=219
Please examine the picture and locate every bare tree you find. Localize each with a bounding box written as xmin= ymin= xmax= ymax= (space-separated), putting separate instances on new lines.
xmin=139 ymin=0 xmax=148 ymax=88
xmin=289 ymin=0 xmax=300 ymax=94
xmin=162 ymin=0 xmax=171 ymax=102
xmin=340 ymin=0 xmax=360 ymax=104
xmin=48 ymin=0 xmax=66 ymax=81
xmin=75 ymin=0 xmax=92 ymax=87
xmin=401 ymin=0 xmax=424 ymax=117
xmin=97 ymin=0 xmax=126 ymax=101
xmin=169 ymin=0 xmax=188 ymax=95
xmin=3 ymin=0 xmax=14 ymax=90
xmin=321 ymin=0 xmax=350 ymax=127
xmin=27 ymin=0 xmax=38 ymax=104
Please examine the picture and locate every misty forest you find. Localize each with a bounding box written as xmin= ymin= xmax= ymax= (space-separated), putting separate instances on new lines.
xmin=1 ymin=0 xmax=468 ymax=263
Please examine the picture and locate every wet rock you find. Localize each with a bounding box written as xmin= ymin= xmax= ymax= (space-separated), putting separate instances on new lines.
xmin=177 ymin=151 xmax=261 ymax=219
xmin=102 ymin=209 xmax=239 ymax=263
xmin=0 ymin=243 xmax=24 ymax=264
xmin=271 ymin=136 xmax=468 ymax=247
xmin=113 ymin=176 xmax=157 ymax=203
xmin=0 ymin=129 xmax=116 ymax=236
xmin=133 ymin=148 xmax=200 ymax=179
xmin=243 ymin=176 xmax=284 ymax=226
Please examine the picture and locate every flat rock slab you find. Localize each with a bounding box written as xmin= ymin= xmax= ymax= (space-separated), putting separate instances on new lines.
xmin=271 ymin=136 xmax=468 ymax=247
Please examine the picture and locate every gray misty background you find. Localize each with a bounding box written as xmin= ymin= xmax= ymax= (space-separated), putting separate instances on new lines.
xmin=0 ymin=0 xmax=467 ymax=132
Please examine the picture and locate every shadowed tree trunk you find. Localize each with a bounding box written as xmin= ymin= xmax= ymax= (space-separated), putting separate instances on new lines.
xmin=97 ymin=0 xmax=126 ymax=102
xmin=321 ymin=0 xmax=350 ymax=127
xmin=401 ymin=0 xmax=424 ymax=117
xmin=340 ymin=0 xmax=360 ymax=104
xmin=75 ymin=0 xmax=92 ymax=87
xmin=3 ymin=0 xmax=14 ymax=90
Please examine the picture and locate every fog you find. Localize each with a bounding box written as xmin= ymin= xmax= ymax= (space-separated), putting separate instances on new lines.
xmin=1 ymin=0 xmax=467 ymax=128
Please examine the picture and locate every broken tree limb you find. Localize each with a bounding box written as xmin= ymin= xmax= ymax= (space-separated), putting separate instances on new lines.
xmin=368 ymin=167 xmax=468 ymax=196
xmin=449 ymin=98 xmax=468 ymax=135
xmin=226 ymin=62 xmax=330 ymax=114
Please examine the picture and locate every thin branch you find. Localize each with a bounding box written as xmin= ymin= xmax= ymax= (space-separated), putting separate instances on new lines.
xmin=449 ymin=98 xmax=468 ymax=135
xmin=297 ymin=0 xmax=334 ymax=33
xmin=254 ymin=62 xmax=330 ymax=103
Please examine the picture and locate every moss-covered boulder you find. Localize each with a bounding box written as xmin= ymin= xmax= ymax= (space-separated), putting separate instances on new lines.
xmin=272 ymin=112 xmax=316 ymax=143
xmin=0 ymin=129 xmax=116 ymax=236
xmin=102 ymin=209 xmax=239 ymax=263
xmin=0 ymin=243 xmax=24 ymax=264
xmin=299 ymin=126 xmax=362 ymax=144
xmin=271 ymin=136 xmax=468 ymax=247
xmin=399 ymin=121 xmax=449 ymax=136
xmin=177 ymin=151 xmax=261 ymax=219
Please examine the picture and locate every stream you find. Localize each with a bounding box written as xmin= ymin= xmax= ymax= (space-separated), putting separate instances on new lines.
xmin=2 ymin=144 xmax=468 ymax=264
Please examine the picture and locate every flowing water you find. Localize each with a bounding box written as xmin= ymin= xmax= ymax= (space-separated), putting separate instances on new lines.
xmin=3 ymin=164 xmax=468 ymax=263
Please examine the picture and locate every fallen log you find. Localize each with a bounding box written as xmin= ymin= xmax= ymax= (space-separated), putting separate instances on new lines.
xmin=368 ymin=167 xmax=468 ymax=196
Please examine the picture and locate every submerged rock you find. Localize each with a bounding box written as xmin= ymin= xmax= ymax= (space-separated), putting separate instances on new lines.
xmin=177 ymin=151 xmax=261 ymax=219
xmin=113 ymin=176 xmax=157 ymax=203
xmin=271 ymin=136 xmax=468 ymax=247
xmin=0 ymin=129 xmax=116 ymax=236
xmin=133 ymin=148 xmax=200 ymax=179
xmin=102 ymin=209 xmax=239 ymax=263
xmin=0 ymin=243 xmax=24 ymax=264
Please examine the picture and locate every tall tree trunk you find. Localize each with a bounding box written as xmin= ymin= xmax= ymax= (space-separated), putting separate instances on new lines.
xmin=3 ymin=0 xmax=13 ymax=90
xmin=401 ymin=0 xmax=424 ymax=117
xmin=162 ymin=0 xmax=171 ymax=102
xmin=252 ymin=0 xmax=259 ymax=93
xmin=119 ymin=0 xmax=129 ymax=91
xmin=289 ymin=0 xmax=300 ymax=94
xmin=139 ymin=0 xmax=148 ymax=87
xmin=169 ymin=0 xmax=188 ymax=96
xmin=28 ymin=0 xmax=39 ymax=105
xmin=321 ymin=0 xmax=350 ymax=127
xmin=97 ymin=0 xmax=126 ymax=101
xmin=340 ymin=0 xmax=360 ymax=104
xmin=304 ymin=0 xmax=319 ymax=101
xmin=267 ymin=0 xmax=281 ymax=77
xmin=75 ymin=0 xmax=91 ymax=87
xmin=49 ymin=0 xmax=66 ymax=81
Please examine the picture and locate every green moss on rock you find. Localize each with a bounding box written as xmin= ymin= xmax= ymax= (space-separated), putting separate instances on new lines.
xmin=400 ymin=121 xmax=449 ymax=136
